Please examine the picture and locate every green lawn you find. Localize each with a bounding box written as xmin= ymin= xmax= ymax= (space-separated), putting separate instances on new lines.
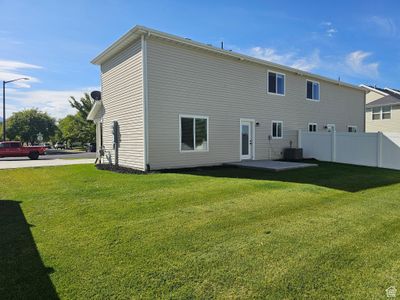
xmin=1 ymin=162 xmax=400 ymax=299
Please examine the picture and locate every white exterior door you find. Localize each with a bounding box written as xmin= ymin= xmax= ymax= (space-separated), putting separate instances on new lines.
xmin=240 ymin=120 xmax=254 ymax=160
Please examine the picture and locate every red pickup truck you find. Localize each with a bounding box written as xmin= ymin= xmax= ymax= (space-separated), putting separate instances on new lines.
xmin=0 ymin=141 xmax=47 ymax=160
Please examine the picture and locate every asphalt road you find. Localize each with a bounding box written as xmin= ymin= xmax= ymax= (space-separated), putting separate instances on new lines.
xmin=0 ymin=150 xmax=96 ymax=161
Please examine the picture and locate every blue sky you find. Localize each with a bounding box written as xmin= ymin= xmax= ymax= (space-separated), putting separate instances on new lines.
xmin=0 ymin=0 xmax=399 ymax=118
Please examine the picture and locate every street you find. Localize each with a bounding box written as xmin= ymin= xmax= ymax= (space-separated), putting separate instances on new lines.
xmin=0 ymin=150 xmax=96 ymax=169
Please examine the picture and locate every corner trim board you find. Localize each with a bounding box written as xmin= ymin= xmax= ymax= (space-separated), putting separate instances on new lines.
xmin=141 ymin=34 xmax=149 ymax=171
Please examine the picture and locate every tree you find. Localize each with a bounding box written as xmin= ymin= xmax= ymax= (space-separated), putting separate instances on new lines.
xmin=69 ymin=93 xmax=93 ymax=120
xmin=57 ymin=93 xmax=96 ymax=145
xmin=6 ymin=109 xmax=57 ymax=144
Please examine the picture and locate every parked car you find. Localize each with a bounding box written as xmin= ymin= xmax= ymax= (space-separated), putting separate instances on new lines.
xmin=55 ymin=142 xmax=66 ymax=150
xmin=85 ymin=143 xmax=96 ymax=152
xmin=44 ymin=143 xmax=52 ymax=149
xmin=0 ymin=141 xmax=47 ymax=160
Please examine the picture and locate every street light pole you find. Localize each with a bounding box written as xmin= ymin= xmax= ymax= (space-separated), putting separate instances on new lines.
xmin=2 ymin=77 xmax=29 ymax=142
xmin=2 ymin=81 xmax=5 ymax=142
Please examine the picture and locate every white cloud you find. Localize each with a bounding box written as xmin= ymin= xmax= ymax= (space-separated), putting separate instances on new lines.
xmin=0 ymin=59 xmax=100 ymax=119
xmin=249 ymin=47 xmax=320 ymax=71
xmin=6 ymin=87 xmax=99 ymax=119
xmin=369 ymin=16 xmax=397 ymax=37
xmin=0 ymin=60 xmax=42 ymax=71
xmin=321 ymin=21 xmax=338 ymax=37
xmin=0 ymin=60 xmax=42 ymax=87
xmin=321 ymin=21 xmax=332 ymax=26
xmin=344 ymin=51 xmax=379 ymax=78
xmin=326 ymin=28 xmax=338 ymax=37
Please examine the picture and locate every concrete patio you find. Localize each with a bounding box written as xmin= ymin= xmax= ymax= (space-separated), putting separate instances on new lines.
xmin=225 ymin=160 xmax=318 ymax=172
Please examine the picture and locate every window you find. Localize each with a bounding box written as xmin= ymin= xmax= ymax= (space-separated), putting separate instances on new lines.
xmin=268 ymin=71 xmax=285 ymax=95
xmin=308 ymin=123 xmax=317 ymax=132
xmin=180 ymin=115 xmax=208 ymax=151
xmin=372 ymin=106 xmax=392 ymax=120
xmin=382 ymin=106 xmax=391 ymax=119
xmin=348 ymin=125 xmax=357 ymax=133
xmin=306 ymin=80 xmax=320 ymax=101
xmin=372 ymin=107 xmax=381 ymax=120
xmin=10 ymin=143 xmax=20 ymax=148
xmin=272 ymin=121 xmax=283 ymax=139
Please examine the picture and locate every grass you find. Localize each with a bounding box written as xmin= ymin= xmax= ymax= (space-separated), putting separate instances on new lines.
xmin=1 ymin=161 xmax=400 ymax=299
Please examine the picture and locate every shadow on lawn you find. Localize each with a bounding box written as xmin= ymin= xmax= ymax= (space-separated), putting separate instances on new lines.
xmin=0 ymin=200 xmax=59 ymax=299
xmin=166 ymin=160 xmax=400 ymax=193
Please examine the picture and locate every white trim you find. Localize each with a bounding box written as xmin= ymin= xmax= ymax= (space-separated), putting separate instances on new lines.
xmin=179 ymin=114 xmax=209 ymax=153
xmin=372 ymin=106 xmax=381 ymax=120
xmin=141 ymin=34 xmax=149 ymax=170
xmin=385 ymin=88 xmax=400 ymax=95
xmin=87 ymin=101 xmax=103 ymax=121
xmin=271 ymin=120 xmax=283 ymax=139
xmin=306 ymin=79 xmax=320 ymax=101
xmin=372 ymin=105 xmax=392 ymax=120
xmin=267 ymin=70 xmax=286 ymax=96
xmin=382 ymin=105 xmax=392 ymax=120
xmin=240 ymin=118 xmax=256 ymax=160
xmin=308 ymin=122 xmax=318 ymax=132
xmin=359 ymin=84 xmax=389 ymax=96
xmin=347 ymin=125 xmax=358 ymax=133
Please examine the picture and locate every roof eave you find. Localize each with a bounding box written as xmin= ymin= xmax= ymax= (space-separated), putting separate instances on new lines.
xmin=91 ymin=25 xmax=365 ymax=92
xmin=359 ymin=84 xmax=389 ymax=96
xmin=91 ymin=26 xmax=147 ymax=65
xmin=87 ymin=101 xmax=103 ymax=121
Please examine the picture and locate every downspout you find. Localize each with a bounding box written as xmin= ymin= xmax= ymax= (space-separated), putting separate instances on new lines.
xmin=141 ymin=33 xmax=149 ymax=171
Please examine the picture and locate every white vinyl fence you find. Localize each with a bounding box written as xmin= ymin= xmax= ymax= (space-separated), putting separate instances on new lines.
xmin=299 ymin=130 xmax=400 ymax=170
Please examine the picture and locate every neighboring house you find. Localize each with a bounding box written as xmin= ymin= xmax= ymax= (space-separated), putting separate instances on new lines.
xmin=361 ymin=85 xmax=400 ymax=133
xmin=88 ymin=25 xmax=365 ymax=171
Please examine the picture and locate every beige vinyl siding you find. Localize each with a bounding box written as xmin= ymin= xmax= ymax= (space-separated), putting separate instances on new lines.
xmin=101 ymin=40 xmax=145 ymax=170
xmin=146 ymin=36 xmax=365 ymax=170
xmin=366 ymin=90 xmax=386 ymax=104
xmin=366 ymin=105 xmax=400 ymax=132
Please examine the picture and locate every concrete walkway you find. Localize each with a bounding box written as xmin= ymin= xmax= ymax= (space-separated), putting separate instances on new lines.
xmin=0 ymin=158 xmax=94 ymax=170
xmin=225 ymin=160 xmax=318 ymax=171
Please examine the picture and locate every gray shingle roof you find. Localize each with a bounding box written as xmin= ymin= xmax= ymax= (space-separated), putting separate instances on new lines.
xmin=366 ymin=95 xmax=400 ymax=108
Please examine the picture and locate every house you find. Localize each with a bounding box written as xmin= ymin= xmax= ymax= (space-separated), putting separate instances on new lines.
xmin=361 ymin=85 xmax=400 ymax=133
xmin=87 ymin=25 xmax=366 ymax=171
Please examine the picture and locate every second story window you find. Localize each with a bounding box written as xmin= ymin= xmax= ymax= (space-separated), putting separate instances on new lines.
xmin=382 ymin=106 xmax=391 ymax=119
xmin=306 ymin=80 xmax=320 ymax=101
xmin=372 ymin=106 xmax=391 ymax=120
xmin=372 ymin=107 xmax=381 ymax=120
xmin=268 ymin=71 xmax=285 ymax=95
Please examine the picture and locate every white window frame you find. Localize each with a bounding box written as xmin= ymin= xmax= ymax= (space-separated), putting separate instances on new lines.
xmin=372 ymin=106 xmax=392 ymax=120
xmin=326 ymin=124 xmax=336 ymax=132
xmin=308 ymin=122 xmax=318 ymax=132
xmin=179 ymin=114 xmax=209 ymax=152
xmin=271 ymin=120 xmax=283 ymax=139
xmin=267 ymin=70 xmax=286 ymax=96
xmin=306 ymin=79 xmax=320 ymax=101
xmin=372 ymin=107 xmax=381 ymax=120
xmin=347 ymin=125 xmax=358 ymax=133
xmin=382 ymin=105 xmax=392 ymax=120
